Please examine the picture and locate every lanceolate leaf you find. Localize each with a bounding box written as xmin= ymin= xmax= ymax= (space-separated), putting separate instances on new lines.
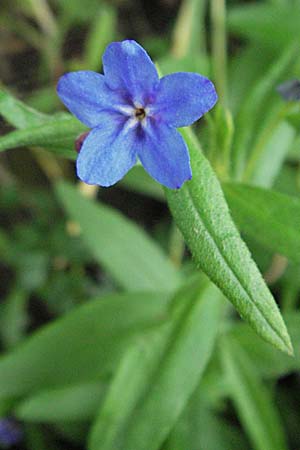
xmin=89 ymin=279 xmax=222 ymax=450
xmin=0 ymin=87 xmax=81 ymax=158
xmin=0 ymin=87 xmax=49 ymax=128
xmin=166 ymin=385 xmax=249 ymax=450
xmin=166 ymin=127 xmax=292 ymax=355
xmin=221 ymin=336 xmax=288 ymax=450
xmin=223 ymin=182 xmax=300 ymax=263
xmin=228 ymin=312 xmax=300 ymax=380
xmin=120 ymin=282 xmax=222 ymax=450
xmin=89 ymin=328 xmax=171 ymax=450
xmin=0 ymin=291 xmax=171 ymax=401
xmin=231 ymin=43 xmax=297 ymax=176
xmin=0 ymin=117 xmax=84 ymax=156
xmin=15 ymin=382 xmax=106 ymax=423
xmin=56 ymin=181 xmax=180 ymax=292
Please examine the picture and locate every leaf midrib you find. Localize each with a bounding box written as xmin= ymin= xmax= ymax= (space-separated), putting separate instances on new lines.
xmin=185 ymin=183 xmax=287 ymax=349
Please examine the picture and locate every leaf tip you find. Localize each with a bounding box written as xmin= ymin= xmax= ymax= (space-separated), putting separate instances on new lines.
xmin=278 ymin=333 xmax=294 ymax=357
xmin=286 ymin=342 xmax=294 ymax=357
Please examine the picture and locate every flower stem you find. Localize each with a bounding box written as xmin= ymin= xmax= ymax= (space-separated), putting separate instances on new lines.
xmin=210 ymin=0 xmax=227 ymax=104
xmin=172 ymin=0 xmax=208 ymax=58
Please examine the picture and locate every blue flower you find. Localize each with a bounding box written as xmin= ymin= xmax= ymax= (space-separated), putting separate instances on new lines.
xmin=57 ymin=40 xmax=217 ymax=189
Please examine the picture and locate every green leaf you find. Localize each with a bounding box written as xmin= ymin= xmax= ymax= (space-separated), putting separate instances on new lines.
xmin=245 ymin=121 xmax=295 ymax=187
xmin=223 ymin=182 xmax=300 ymax=263
xmin=0 ymin=291 xmax=170 ymax=401
xmin=121 ymin=166 xmax=164 ymax=202
xmin=229 ymin=312 xmax=300 ymax=380
xmin=120 ymin=282 xmax=221 ymax=450
xmin=228 ymin=3 xmax=300 ymax=49
xmin=0 ymin=87 xmax=83 ymax=158
xmin=89 ymin=279 xmax=222 ymax=450
xmin=231 ymin=43 xmax=297 ymax=177
xmin=55 ymin=181 xmax=180 ymax=292
xmin=285 ymin=105 xmax=300 ymax=132
xmin=274 ymin=165 xmax=300 ymax=197
xmin=88 ymin=281 xmax=185 ymax=450
xmin=15 ymin=382 xmax=106 ymax=422
xmin=228 ymin=45 xmax=273 ymax=114
xmin=221 ymin=336 xmax=288 ymax=450
xmin=0 ymin=289 xmax=28 ymax=349
xmin=166 ymin=387 xmax=249 ymax=450
xmin=158 ymin=54 xmax=210 ymax=78
xmin=0 ymin=116 xmax=84 ymax=156
xmin=166 ymin=128 xmax=292 ymax=355
xmin=89 ymin=328 xmax=171 ymax=450
xmin=84 ymin=5 xmax=116 ymax=71
xmin=0 ymin=87 xmax=49 ymax=128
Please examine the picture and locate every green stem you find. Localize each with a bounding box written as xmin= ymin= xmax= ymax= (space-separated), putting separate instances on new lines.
xmin=210 ymin=0 xmax=227 ymax=104
xmin=172 ymin=0 xmax=208 ymax=58
xmin=28 ymin=0 xmax=57 ymax=37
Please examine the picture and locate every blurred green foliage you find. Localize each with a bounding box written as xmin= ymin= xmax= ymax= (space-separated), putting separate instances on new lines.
xmin=1 ymin=0 xmax=300 ymax=449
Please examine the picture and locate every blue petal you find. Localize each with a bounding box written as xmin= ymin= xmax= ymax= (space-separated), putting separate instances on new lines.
xmin=152 ymin=73 xmax=218 ymax=128
xmin=57 ymin=71 xmax=125 ymax=128
xmin=76 ymin=115 xmax=137 ymax=187
xmin=137 ymin=120 xmax=192 ymax=189
xmin=102 ymin=40 xmax=159 ymax=106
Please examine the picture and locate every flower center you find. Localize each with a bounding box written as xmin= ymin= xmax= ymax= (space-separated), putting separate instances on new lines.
xmin=134 ymin=107 xmax=146 ymax=121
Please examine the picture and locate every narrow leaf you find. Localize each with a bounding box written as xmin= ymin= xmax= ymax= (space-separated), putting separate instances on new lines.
xmin=88 ymin=279 xmax=201 ymax=450
xmin=221 ymin=336 xmax=288 ymax=450
xmin=223 ymin=182 xmax=300 ymax=263
xmin=229 ymin=312 xmax=300 ymax=380
xmin=228 ymin=3 xmax=300 ymax=49
xmin=166 ymin=127 xmax=292 ymax=355
xmin=15 ymin=382 xmax=105 ymax=423
xmin=248 ymin=121 xmax=295 ymax=188
xmin=120 ymin=282 xmax=222 ymax=450
xmin=287 ymin=107 xmax=300 ymax=130
xmin=0 ymin=87 xmax=82 ymax=157
xmin=166 ymin=388 xmax=249 ymax=450
xmin=231 ymin=43 xmax=297 ymax=176
xmin=89 ymin=327 xmax=171 ymax=450
xmin=0 ymin=87 xmax=49 ymax=128
xmin=84 ymin=5 xmax=116 ymax=70
xmin=0 ymin=289 xmax=28 ymax=349
xmin=0 ymin=291 xmax=170 ymax=401
xmin=56 ymin=181 xmax=180 ymax=292
xmin=0 ymin=117 xmax=84 ymax=155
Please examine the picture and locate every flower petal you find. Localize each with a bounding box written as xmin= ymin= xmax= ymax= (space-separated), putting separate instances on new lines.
xmin=102 ymin=40 xmax=159 ymax=105
xmin=76 ymin=116 xmax=137 ymax=186
xmin=137 ymin=120 xmax=192 ymax=189
xmin=57 ymin=71 xmax=124 ymax=128
xmin=152 ymin=72 xmax=218 ymax=128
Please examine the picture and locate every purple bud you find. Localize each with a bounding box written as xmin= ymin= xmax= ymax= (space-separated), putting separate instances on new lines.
xmin=0 ymin=418 xmax=23 ymax=448
xmin=277 ymin=79 xmax=300 ymax=101
xmin=75 ymin=131 xmax=90 ymax=153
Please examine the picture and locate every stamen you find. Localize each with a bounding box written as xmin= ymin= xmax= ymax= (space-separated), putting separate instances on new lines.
xmin=135 ymin=107 xmax=146 ymax=121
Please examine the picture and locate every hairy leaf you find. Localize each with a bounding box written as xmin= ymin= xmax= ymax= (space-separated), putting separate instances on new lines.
xmin=166 ymin=128 xmax=292 ymax=354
